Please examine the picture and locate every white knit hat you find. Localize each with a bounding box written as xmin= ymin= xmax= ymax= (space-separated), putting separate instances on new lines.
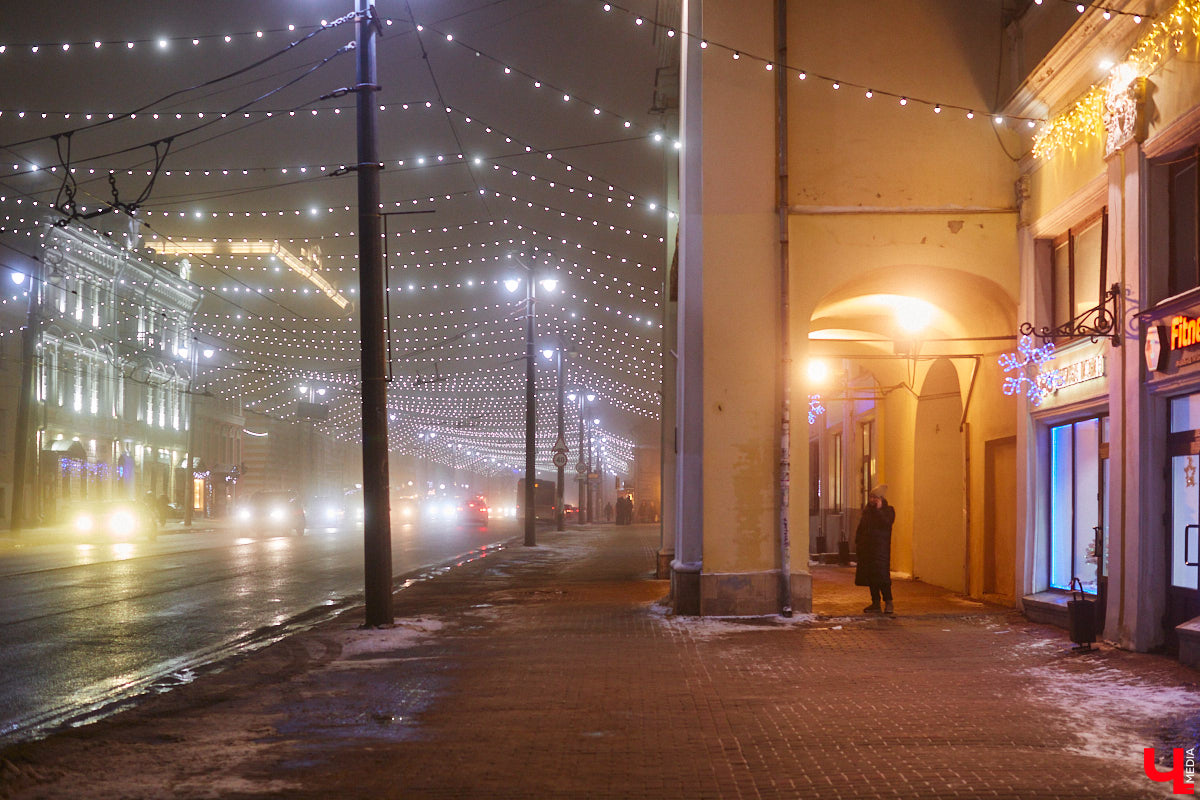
xmin=869 ymin=483 xmax=888 ymax=499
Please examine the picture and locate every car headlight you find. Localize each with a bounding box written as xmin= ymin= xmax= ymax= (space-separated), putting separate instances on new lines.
xmin=269 ymin=507 xmax=286 ymax=521
xmin=237 ymin=508 xmax=252 ymax=522
xmin=401 ymin=506 xmax=413 ymax=519
xmin=74 ymin=513 xmax=94 ymax=533
xmin=442 ymin=502 xmax=456 ymax=517
xmin=109 ymin=510 xmax=137 ymax=536
xmin=325 ymin=507 xmax=339 ymax=521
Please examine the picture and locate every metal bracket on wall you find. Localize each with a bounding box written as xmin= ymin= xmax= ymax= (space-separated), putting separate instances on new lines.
xmin=1019 ymin=283 xmax=1122 ymax=347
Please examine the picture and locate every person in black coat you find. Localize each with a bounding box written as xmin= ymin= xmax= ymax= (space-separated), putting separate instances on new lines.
xmin=854 ymin=484 xmax=896 ymax=614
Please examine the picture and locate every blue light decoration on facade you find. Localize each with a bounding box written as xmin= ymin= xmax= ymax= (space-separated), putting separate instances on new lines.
xmin=807 ymin=394 xmax=825 ymax=424
xmin=999 ymin=335 xmax=1064 ymax=406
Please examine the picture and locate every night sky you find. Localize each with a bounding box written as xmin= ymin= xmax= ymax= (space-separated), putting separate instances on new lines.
xmin=0 ymin=0 xmax=671 ymax=478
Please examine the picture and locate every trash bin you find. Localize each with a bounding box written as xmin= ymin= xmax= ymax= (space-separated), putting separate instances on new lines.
xmin=1068 ymin=577 xmax=1096 ymax=649
xmin=837 ymin=538 xmax=851 ymax=566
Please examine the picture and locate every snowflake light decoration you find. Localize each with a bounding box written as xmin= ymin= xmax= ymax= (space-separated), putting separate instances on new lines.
xmin=999 ymin=335 xmax=1064 ymax=406
xmin=807 ymin=394 xmax=825 ymax=424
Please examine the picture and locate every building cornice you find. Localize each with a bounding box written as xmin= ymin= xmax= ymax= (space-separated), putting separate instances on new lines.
xmin=1004 ymin=0 xmax=1147 ymax=119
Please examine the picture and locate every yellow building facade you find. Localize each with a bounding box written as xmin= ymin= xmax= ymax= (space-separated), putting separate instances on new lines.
xmin=670 ymin=0 xmax=1200 ymax=666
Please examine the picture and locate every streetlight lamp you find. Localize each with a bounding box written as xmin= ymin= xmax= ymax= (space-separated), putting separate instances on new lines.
xmin=505 ymin=267 xmax=557 ymax=547
xmin=182 ymin=337 xmax=215 ymax=527
xmin=567 ymin=391 xmax=595 ymax=523
xmin=417 ymin=431 xmax=436 ymax=494
xmin=11 ymin=263 xmax=40 ymax=532
xmin=587 ymin=414 xmax=601 ymax=523
xmin=541 ymin=346 xmax=569 ymax=531
xmin=297 ymin=384 xmax=330 ymax=500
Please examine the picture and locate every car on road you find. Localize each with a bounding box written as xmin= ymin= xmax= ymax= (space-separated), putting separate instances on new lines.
xmin=306 ymin=495 xmax=355 ymax=527
xmin=70 ymin=500 xmax=158 ymax=541
xmin=462 ymin=495 xmax=488 ymax=526
xmin=235 ymin=490 xmax=306 ymax=535
xmin=393 ymin=494 xmax=420 ymax=523
xmin=420 ymin=495 xmax=488 ymax=525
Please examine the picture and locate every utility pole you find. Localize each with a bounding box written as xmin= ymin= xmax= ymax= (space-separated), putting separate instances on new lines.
xmin=357 ymin=0 xmax=393 ymax=627
xmin=184 ymin=338 xmax=197 ymax=527
xmin=523 ymin=277 xmax=536 ymax=547
xmin=555 ymin=350 xmax=565 ymax=531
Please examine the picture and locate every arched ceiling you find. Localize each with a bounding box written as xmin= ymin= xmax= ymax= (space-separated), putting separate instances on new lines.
xmin=808 ymin=263 xmax=1017 ymax=353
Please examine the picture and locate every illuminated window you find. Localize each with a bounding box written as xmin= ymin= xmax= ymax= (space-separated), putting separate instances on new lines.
xmin=830 ymin=431 xmax=843 ymax=512
xmin=859 ymin=420 xmax=875 ymax=506
xmin=89 ymin=357 xmax=98 ymax=415
xmin=808 ymin=440 xmax=820 ymax=516
xmin=73 ymin=361 xmax=82 ymax=412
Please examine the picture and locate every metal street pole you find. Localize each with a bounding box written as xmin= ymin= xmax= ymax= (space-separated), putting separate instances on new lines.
xmin=10 ymin=272 xmax=39 ymax=532
xmin=357 ymin=0 xmax=393 ymax=627
xmin=523 ymin=277 xmax=536 ymax=547
xmin=576 ymin=394 xmax=586 ymax=524
xmin=586 ymin=417 xmax=594 ymax=523
xmin=555 ymin=350 xmax=565 ymax=531
xmin=184 ymin=337 xmax=197 ymax=527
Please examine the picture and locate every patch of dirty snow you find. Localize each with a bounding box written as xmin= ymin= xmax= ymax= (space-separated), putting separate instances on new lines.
xmin=337 ymin=618 xmax=444 ymax=657
xmin=648 ymin=608 xmax=819 ymax=639
xmin=527 ymin=538 xmax=595 ymax=559
xmin=1024 ymin=663 xmax=1200 ymax=764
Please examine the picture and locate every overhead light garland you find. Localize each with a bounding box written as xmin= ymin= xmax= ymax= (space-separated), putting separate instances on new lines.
xmin=0 ymin=20 xmax=382 ymax=55
xmin=592 ymin=1 xmax=1053 ymax=125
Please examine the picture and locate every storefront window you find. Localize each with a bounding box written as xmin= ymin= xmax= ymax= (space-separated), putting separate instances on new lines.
xmin=1048 ymin=416 xmax=1107 ymax=592
xmin=1170 ymin=395 xmax=1200 ymax=591
xmin=1172 ymin=393 xmax=1200 ymax=433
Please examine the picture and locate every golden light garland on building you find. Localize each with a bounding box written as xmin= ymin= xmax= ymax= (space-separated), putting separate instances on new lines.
xmin=1035 ymin=0 xmax=1200 ymax=158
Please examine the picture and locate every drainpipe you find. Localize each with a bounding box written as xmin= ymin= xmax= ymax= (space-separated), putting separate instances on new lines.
xmin=775 ymin=0 xmax=793 ymax=617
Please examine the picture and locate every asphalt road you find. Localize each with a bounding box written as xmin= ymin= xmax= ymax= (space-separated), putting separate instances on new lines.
xmin=0 ymin=514 xmax=518 ymax=745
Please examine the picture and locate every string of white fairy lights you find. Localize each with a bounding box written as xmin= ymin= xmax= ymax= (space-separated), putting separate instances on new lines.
xmin=0 ymin=10 xmax=673 ymax=475
xmin=5 ymin=0 xmax=1157 ymax=160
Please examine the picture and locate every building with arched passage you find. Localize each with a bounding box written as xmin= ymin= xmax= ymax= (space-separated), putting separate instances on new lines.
xmin=806 ymin=265 xmax=1017 ymax=600
xmin=664 ymin=0 xmax=1200 ymax=670
xmin=667 ymin=0 xmax=1021 ymax=616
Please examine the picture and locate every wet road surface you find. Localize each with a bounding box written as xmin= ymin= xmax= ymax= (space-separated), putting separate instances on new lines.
xmin=0 ymin=516 xmax=517 ymax=743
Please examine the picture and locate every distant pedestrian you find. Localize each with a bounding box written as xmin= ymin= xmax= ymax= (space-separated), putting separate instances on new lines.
xmin=855 ymin=484 xmax=895 ymax=614
xmin=604 ymin=501 xmax=613 ymax=522
xmin=617 ymin=495 xmax=631 ymax=525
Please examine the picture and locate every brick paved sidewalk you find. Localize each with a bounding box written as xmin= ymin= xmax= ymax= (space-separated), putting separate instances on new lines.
xmin=2 ymin=524 xmax=1198 ymax=799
